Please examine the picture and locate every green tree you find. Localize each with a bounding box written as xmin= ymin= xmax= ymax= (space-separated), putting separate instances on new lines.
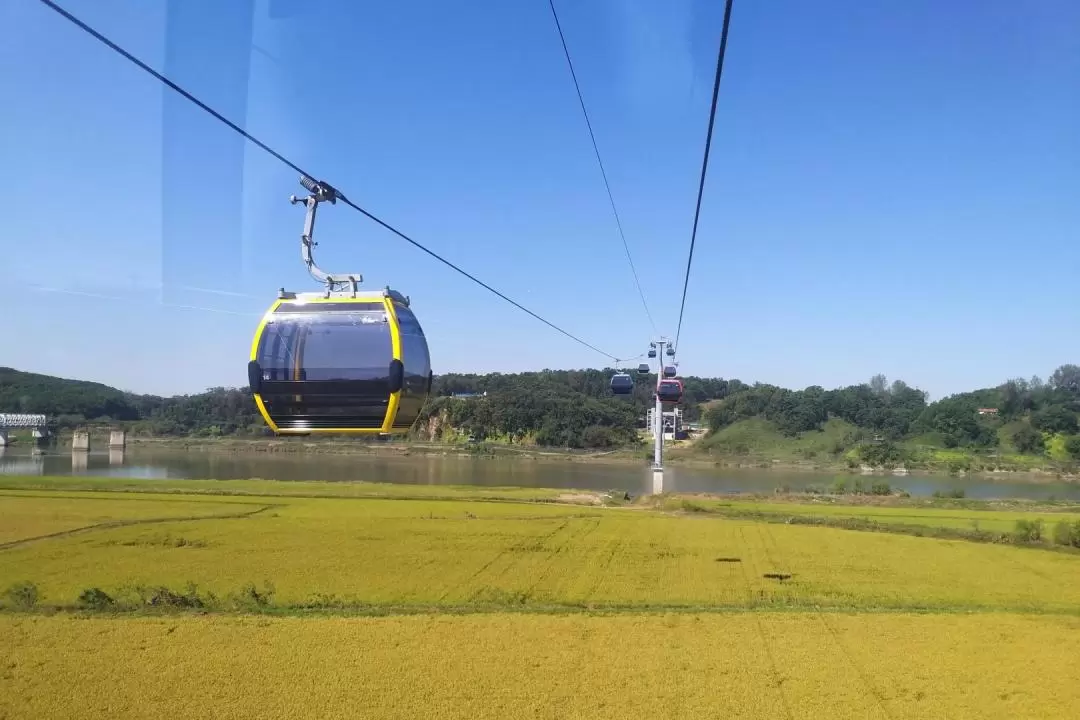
xmin=1065 ymin=435 xmax=1080 ymax=459
xmin=1032 ymin=406 xmax=1078 ymax=435
xmin=1050 ymin=364 xmax=1080 ymax=396
xmin=1010 ymin=424 xmax=1043 ymax=454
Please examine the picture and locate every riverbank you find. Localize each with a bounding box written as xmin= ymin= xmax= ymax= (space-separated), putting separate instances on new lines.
xmin=9 ymin=431 xmax=1075 ymax=482
xmin=3 ymin=473 xmax=1079 ymax=515
xmin=116 ymin=435 xmax=1079 ymax=481
xmin=120 ymin=436 xmax=648 ymax=464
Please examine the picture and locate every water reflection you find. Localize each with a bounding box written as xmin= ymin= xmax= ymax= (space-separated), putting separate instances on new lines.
xmin=0 ymin=449 xmax=45 ymax=475
xmin=0 ymin=448 xmax=1077 ymax=500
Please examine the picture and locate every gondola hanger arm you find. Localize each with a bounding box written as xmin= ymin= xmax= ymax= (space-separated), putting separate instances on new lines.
xmin=290 ymin=175 xmax=361 ymax=297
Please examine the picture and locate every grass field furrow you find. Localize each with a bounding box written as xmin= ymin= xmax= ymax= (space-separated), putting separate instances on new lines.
xmin=0 ymin=492 xmax=272 ymax=546
xmin=522 ymin=518 xmax=599 ymax=599
xmin=748 ymin=611 xmax=798 ymax=720
xmin=817 ymin=612 xmax=895 ymax=719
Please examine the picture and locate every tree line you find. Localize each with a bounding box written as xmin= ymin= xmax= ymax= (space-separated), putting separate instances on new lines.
xmin=418 ymin=370 xmax=744 ymax=448
xmin=2 ymin=364 xmax=1078 ymax=458
xmin=705 ymin=365 xmax=1080 ymax=462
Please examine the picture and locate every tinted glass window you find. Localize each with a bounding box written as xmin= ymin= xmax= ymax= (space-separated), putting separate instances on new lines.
xmin=257 ymin=308 xmax=392 ymax=382
xmin=394 ymin=304 xmax=431 ymax=395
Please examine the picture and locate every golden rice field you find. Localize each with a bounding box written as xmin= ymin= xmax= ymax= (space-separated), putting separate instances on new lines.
xmin=4 ymin=487 xmax=1080 ymax=612
xmin=3 ymin=476 xmax=1080 ymax=719
xmin=3 ymin=612 xmax=1080 ymax=719
xmin=677 ymin=496 xmax=1080 ymax=533
xmin=0 ymin=490 xmax=271 ymax=546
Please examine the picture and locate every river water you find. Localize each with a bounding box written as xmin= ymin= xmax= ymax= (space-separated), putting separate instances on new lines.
xmin=1 ymin=447 xmax=1078 ymax=500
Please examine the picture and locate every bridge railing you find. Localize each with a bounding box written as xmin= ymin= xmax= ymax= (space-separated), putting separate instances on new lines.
xmin=0 ymin=414 xmax=49 ymax=429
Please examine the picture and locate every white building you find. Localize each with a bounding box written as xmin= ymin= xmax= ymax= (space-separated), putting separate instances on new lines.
xmin=645 ymin=406 xmax=684 ymax=441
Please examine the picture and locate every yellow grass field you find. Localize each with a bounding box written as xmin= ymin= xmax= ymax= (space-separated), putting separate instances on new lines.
xmin=3 ymin=476 xmax=1080 ymax=719
xmin=0 ymin=491 xmax=272 ymax=546
xmin=4 ymin=490 xmax=1080 ymax=612
xmin=668 ymin=495 xmax=1080 ymax=533
xmin=3 ymin=612 xmax=1079 ymax=719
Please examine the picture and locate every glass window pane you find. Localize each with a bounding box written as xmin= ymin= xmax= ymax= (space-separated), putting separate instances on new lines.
xmin=390 ymin=304 xmax=430 ymax=429
xmin=257 ymin=309 xmax=392 ymax=382
xmin=394 ymin=304 xmax=430 ymax=396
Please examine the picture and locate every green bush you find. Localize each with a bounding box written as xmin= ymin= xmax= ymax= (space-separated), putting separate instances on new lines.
xmin=1013 ymin=519 xmax=1044 ymax=543
xmin=582 ymin=425 xmax=617 ymax=448
xmin=870 ymin=481 xmax=892 ymax=496
xmin=856 ymin=441 xmax=909 ymax=467
xmin=236 ymin=581 xmax=276 ymax=609
xmin=78 ymin=587 xmax=115 ymax=611
xmin=1052 ymin=520 xmax=1080 ymax=548
xmin=4 ymin=581 xmax=39 ymax=609
xmin=127 ymin=583 xmax=206 ymax=609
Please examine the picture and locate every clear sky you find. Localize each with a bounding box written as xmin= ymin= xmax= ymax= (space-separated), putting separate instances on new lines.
xmin=1 ymin=0 xmax=1077 ymax=400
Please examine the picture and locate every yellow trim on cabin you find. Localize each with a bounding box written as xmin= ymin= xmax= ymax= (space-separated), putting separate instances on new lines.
xmin=381 ymin=296 xmax=404 ymax=433
xmin=249 ymin=299 xmax=282 ymax=361
xmin=250 ymin=299 xmax=283 ymax=433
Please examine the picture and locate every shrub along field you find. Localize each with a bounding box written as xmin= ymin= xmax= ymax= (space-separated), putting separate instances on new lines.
xmin=2 ymin=475 xmax=1080 ymax=719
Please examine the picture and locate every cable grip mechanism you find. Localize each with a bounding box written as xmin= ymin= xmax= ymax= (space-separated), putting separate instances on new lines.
xmin=290 ymin=175 xmax=361 ymax=297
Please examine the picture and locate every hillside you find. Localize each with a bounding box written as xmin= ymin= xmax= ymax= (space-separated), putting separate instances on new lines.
xmin=0 ymin=368 xmax=141 ymax=423
xmin=698 ymin=368 xmax=1080 ymax=471
xmin=0 ymin=367 xmax=261 ymax=437
xmin=2 ymin=365 xmax=1078 ymax=465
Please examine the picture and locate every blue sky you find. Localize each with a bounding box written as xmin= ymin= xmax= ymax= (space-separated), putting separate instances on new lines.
xmin=1 ymin=0 xmax=1077 ymax=399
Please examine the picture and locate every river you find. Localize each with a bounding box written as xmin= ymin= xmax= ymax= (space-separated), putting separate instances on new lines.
xmin=1 ymin=447 xmax=1078 ymax=500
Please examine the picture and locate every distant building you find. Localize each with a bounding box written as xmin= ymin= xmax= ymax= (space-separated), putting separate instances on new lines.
xmin=646 ymin=407 xmax=685 ymax=441
xmin=977 ymin=408 xmax=999 ymax=416
xmin=451 ymin=391 xmax=488 ymax=399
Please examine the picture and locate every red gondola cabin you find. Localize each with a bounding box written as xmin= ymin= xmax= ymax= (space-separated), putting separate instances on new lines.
xmin=657 ymin=379 xmax=683 ymax=404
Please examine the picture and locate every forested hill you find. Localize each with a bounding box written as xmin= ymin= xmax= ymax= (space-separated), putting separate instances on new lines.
xmin=0 ymin=367 xmax=260 ymax=437
xmin=0 ymin=366 xmax=741 ymax=444
xmin=1 ymin=365 xmax=1078 ymax=462
xmin=702 ymin=367 xmax=1080 ymax=467
xmin=419 ymin=370 xmax=744 ymax=447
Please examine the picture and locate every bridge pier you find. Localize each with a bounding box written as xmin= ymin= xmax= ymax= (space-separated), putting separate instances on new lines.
xmin=32 ymin=427 xmax=50 ymax=454
xmin=0 ymin=430 xmax=7 ymax=447
xmin=651 ymin=467 xmax=665 ymax=495
xmin=109 ymin=430 xmax=127 ymax=450
xmin=72 ymin=431 xmax=91 ymax=452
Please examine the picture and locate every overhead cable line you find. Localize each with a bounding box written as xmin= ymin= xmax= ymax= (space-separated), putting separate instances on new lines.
xmin=36 ymin=0 xmax=622 ymax=362
xmin=673 ymin=0 xmax=734 ymax=353
xmin=545 ymin=0 xmax=656 ymax=335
